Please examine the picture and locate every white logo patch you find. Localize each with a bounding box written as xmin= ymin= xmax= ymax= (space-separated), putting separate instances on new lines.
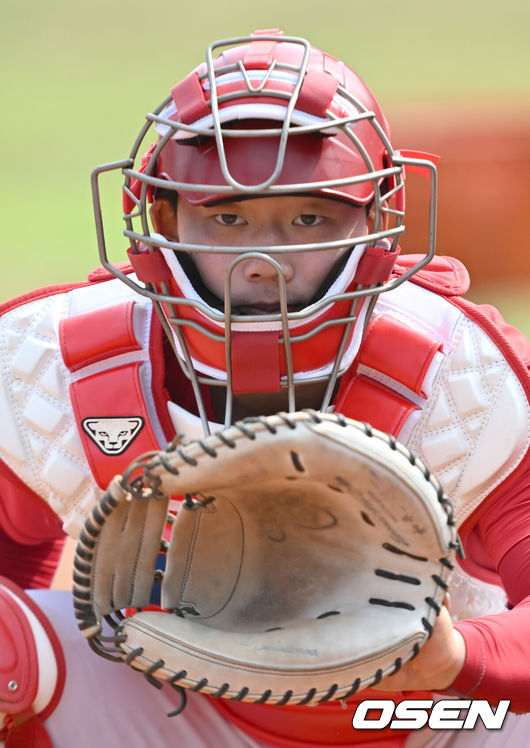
xmin=82 ymin=417 xmax=144 ymax=455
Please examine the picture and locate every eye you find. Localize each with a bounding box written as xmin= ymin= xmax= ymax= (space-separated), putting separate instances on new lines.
xmin=214 ymin=213 xmax=245 ymax=226
xmin=293 ymin=214 xmax=324 ymax=226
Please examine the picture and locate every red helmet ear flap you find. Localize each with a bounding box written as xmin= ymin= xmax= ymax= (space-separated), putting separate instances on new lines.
xmin=381 ymin=150 xmax=439 ymax=215
xmin=122 ymin=142 xmax=157 ymax=215
xmin=397 ymin=150 xmax=440 ymax=176
xmin=381 ymin=151 xmax=406 ymax=214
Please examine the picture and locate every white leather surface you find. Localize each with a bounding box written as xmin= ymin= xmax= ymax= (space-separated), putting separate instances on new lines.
xmin=375 ymin=281 xmax=529 ymax=528
xmin=408 ymin=312 xmax=529 ymax=527
xmin=0 ymin=280 xmax=155 ymax=537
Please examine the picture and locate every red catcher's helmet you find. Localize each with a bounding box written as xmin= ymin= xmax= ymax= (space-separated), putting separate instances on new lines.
xmin=92 ymin=30 xmax=438 ymax=431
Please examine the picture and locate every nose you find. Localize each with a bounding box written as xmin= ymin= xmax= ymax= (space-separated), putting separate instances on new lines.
xmin=241 ymin=253 xmax=294 ymax=284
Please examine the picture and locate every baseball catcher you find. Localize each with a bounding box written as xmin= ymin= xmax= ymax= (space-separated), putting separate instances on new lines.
xmin=1 ymin=27 xmax=529 ymax=748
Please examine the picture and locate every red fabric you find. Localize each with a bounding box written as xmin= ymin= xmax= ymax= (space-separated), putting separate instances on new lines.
xmin=397 ymin=150 xmax=440 ymax=177
xmin=67 ymin=362 xmax=162 ymax=489
xmin=231 ymin=330 xmax=281 ymax=394
xmin=244 ymin=31 xmax=283 ymax=69
xmin=60 ymin=301 xmax=140 ymax=372
xmin=448 ymin=467 xmax=530 ymax=712
xmin=0 ymin=577 xmax=66 ymax=721
xmin=0 ymin=521 xmax=64 ymax=589
xmin=150 ymin=315 xmax=183 ymax=438
xmin=452 ymin=595 xmax=530 ymax=712
xmin=498 ymin=535 xmax=530 ymax=607
xmin=459 ymin=470 xmax=530 ymax=594
xmin=297 ymin=68 xmax=339 ymax=118
xmin=211 ymin=690 xmax=431 ymax=747
xmin=353 ymin=245 xmax=400 ymax=286
xmin=0 ymin=583 xmax=39 ymax=714
xmin=394 ymin=254 xmax=470 ymax=296
xmin=126 ymin=247 xmax=173 ymax=283
xmin=358 ymin=314 xmax=442 ymax=396
xmin=171 ymin=72 xmax=209 ymax=124
xmin=0 ymin=458 xmax=63 ymax=545
xmin=3 ymin=715 xmax=53 ymax=748
xmin=336 ymin=375 xmax=418 ymax=436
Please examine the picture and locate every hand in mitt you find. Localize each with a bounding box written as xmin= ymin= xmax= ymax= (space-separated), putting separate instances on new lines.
xmin=73 ymin=411 xmax=460 ymax=708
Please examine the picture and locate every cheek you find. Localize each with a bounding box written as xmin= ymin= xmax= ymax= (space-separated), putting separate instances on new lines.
xmin=298 ymin=250 xmax=347 ymax=284
xmin=192 ymin=254 xmax=232 ymax=296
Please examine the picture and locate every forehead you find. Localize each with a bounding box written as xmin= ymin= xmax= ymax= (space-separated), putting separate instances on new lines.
xmin=177 ymin=194 xmax=364 ymax=219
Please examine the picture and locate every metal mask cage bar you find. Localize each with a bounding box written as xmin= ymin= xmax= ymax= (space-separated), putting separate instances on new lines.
xmin=158 ymin=251 xmax=368 ymax=430
xmin=224 ymin=254 xmax=294 ymax=422
xmin=127 ymin=98 xmax=404 ymax=250
xmin=204 ymin=33 xmax=311 ymax=192
xmin=123 ymin=29 xmax=407 ymax=250
xmin=90 ymin=32 xmax=438 ymax=434
xmin=91 ymin=154 xmax=436 ymax=435
xmin=91 ymin=148 xmax=435 ymax=299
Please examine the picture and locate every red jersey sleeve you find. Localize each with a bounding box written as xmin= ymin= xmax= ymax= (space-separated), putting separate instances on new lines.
xmin=449 ymin=475 xmax=530 ymax=711
xmin=0 ymin=457 xmax=65 ymax=589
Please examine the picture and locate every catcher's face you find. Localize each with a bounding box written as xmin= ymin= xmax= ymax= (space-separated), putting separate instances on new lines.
xmin=150 ymin=195 xmax=370 ymax=313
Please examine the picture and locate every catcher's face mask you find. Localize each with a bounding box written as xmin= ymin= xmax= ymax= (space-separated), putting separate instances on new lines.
xmin=92 ymin=29 xmax=438 ymax=431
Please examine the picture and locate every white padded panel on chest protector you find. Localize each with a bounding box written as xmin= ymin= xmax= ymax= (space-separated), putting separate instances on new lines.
xmin=376 ymin=280 xmax=529 ymax=529
xmin=373 ymin=283 xmax=528 ymax=619
xmin=0 ymin=279 xmax=158 ymax=537
xmin=0 ymin=293 xmax=101 ymax=535
xmin=408 ymin=313 xmax=529 ymax=528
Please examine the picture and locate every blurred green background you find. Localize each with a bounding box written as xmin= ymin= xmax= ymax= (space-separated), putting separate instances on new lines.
xmin=1 ymin=0 xmax=529 ymax=333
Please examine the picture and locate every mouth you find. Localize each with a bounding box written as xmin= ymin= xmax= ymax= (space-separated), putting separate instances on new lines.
xmin=233 ymin=302 xmax=305 ymax=316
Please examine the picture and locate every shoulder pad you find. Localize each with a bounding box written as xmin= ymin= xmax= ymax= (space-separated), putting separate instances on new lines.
xmin=0 ymin=263 xmax=135 ymax=318
xmin=393 ymin=254 xmax=470 ymax=297
xmin=87 ymin=262 xmax=134 ymax=283
xmin=0 ymin=280 xmax=88 ymax=318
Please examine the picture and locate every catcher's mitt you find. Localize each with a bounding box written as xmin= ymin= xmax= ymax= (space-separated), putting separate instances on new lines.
xmin=73 ymin=411 xmax=461 ymax=709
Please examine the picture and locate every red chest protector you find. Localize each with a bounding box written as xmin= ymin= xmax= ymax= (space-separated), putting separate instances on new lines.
xmin=335 ymin=254 xmax=469 ymax=434
xmin=61 ymin=308 xmax=441 ymax=490
xmin=0 ymin=255 xmax=464 ymax=551
xmin=58 ymin=257 xmax=468 ymax=748
xmin=61 ymin=255 xmax=466 ymax=490
xmin=335 ymin=312 xmax=442 ymax=434
xmin=60 ymin=298 xmax=174 ymax=491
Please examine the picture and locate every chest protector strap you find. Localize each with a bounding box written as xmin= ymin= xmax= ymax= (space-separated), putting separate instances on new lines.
xmin=60 ymin=301 xmax=164 ymax=490
xmin=335 ymin=313 xmax=443 ymax=438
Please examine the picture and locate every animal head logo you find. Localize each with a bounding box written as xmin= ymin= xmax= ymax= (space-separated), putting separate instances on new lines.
xmin=82 ymin=417 xmax=144 ymax=455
